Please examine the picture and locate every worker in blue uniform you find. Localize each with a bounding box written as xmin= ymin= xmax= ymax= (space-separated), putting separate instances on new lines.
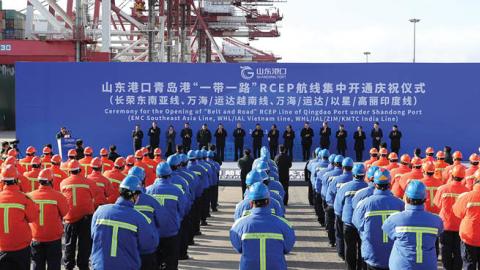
xmin=334 ymin=163 xmax=368 ymax=270
xmin=321 ymin=154 xmax=344 ymax=247
xmin=326 ymin=157 xmax=354 ymax=259
xmin=313 ymin=151 xmax=333 ymax=226
xmin=352 ymin=168 xmax=404 ymax=270
xmin=230 ymin=182 xmax=296 ymax=270
xmin=186 ymin=151 xmax=207 ymax=238
xmin=351 ymin=166 xmax=379 ymax=210
xmin=197 ymin=150 xmax=214 ymax=225
xmin=207 ymin=150 xmax=220 ymax=212
xmin=127 ymin=166 xmax=163 ymax=270
xmin=235 ymin=170 xmax=284 ymax=220
xmin=146 ymin=162 xmax=188 ymax=270
xmin=382 ymin=180 xmax=444 ymax=270
xmin=167 ymin=154 xmax=194 ymax=260
xmin=91 ymin=175 xmax=159 ymax=270
xmin=257 ymin=170 xmax=286 ymax=213
xmin=256 ymin=160 xmax=285 ymax=200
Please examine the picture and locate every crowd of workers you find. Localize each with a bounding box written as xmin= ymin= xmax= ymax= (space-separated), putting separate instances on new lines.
xmin=0 ymin=143 xmax=221 ymax=270
xmin=305 ymin=146 xmax=480 ymax=270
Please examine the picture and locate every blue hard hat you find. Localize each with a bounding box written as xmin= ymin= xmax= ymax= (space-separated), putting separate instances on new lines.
xmin=179 ymin=154 xmax=188 ymax=163
xmin=334 ymin=155 xmax=344 ymax=164
xmin=156 ymin=162 xmax=172 ymax=177
xmin=342 ymin=157 xmax=354 ymax=167
xmin=405 ymin=180 xmax=426 ymax=200
xmin=373 ymin=168 xmax=391 ymax=185
xmin=207 ymin=151 xmax=215 ymax=158
xmin=248 ymin=182 xmax=270 ymax=201
xmin=167 ymin=155 xmax=181 ymax=166
xmin=187 ymin=150 xmax=196 ymax=160
xmin=315 ymin=147 xmax=321 ymax=156
xmin=322 ymin=149 xmax=330 ymax=158
xmin=260 ymin=146 xmax=268 ymax=157
xmin=128 ymin=166 xmax=146 ymax=181
xmin=256 ymin=160 xmax=269 ymax=171
xmin=120 ymin=175 xmax=141 ymax=192
xmin=352 ymin=164 xmax=366 ymax=176
xmin=328 ymin=154 xmax=337 ymax=163
xmin=246 ymin=170 xmax=263 ymax=186
xmin=194 ymin=150 xmax=201 ymax=159
xmin=367 ymin=165 xmax=380 ymax=179
xmin=201 ymin=150 xmax=208 ymax=158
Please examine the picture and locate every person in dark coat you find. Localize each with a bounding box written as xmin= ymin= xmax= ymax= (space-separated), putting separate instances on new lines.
xmin=197 ymin=124 xmax=212 ymax=150
xmin=444 ymin=146 xmax=453 ymax=165
xmin=214 ymin=124 xmax=227 ymax=162
xmin=388 ymin=125 xmax=402 ymax=154
xmin=75 ymin=139 xmax=84 ymax=160
xmin=251 ymin=124 xmax=264 ymax=158
xmin=370 ymin=121 xmax=383 ymax=150
xmin=301 ymin=122 xmax=315 ymax=161
xmin=335 ymin=124 xmax=347 ymax=156
xmin=233 ymin=123 xmax=246 ymax=161
xmin=132 ymin=125 xmax=143 ymax=152
xmin=165 ymin=125 xmax=176 ymax=157
xmin=283 ymin=125 xmax=295 ymax=159
xmin=353 ymin=126 xmax=366 ymax=162
xmin=275 ymin=145 xmax=292 ymax=206
xmin=268 ymin=124 xmax=280 ymax=159
xmin=320 ymin=121 xmax=331 ymax=150
xmin=180 ymin=123 xmax=193 ymax=152
xmin=237 ymin=149 xmax=254 ymax=197
xmin=148 ymin=121 xmax=160 ymax=151
xmin=108 ymin=145 xmax=120 ymax=162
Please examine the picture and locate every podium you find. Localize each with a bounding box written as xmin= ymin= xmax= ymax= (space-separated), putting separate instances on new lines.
xmin=57 ymin=137 xmax=77 ymax=160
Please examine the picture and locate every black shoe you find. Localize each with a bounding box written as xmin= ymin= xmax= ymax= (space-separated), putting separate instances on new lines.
xmin=207 ymin=214 xmax=211 ymax=218
xmin=201 ymin=220 xmax=208 ymax=226
xmin=212 ymin=208 xmax=218 ymax=212
xmin=330 ymin=243 xmax=336 ymax=248
xmin=179 ymin=254 xmax=191 ymax=260
xmin=194 ymin=231 xmax=202 ymax=236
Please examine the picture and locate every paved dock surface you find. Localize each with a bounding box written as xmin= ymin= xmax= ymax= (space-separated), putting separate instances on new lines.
xmin=179 ymin=186 xmax=344 ymax=270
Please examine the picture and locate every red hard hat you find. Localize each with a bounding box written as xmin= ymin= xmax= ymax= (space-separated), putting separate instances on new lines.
xmin=469 ymin=153 xmax=479 ymax=163
xmin=400 ymin=154 xmax=411 ymax=164
xmin=26 ymin=146 xmax=36 ymax=155
xmin=369 ymin=148 xmax=378 ymax=155
xmin=379 ymin=148 xmax=388 ymax=155
xmin=142 ymin=148 xmax=149 ymax=156
xmin=7 ymin=149 xmax=17 ymax=157
xmin=388 ymin=152 xmax=398 ymax=160
xmin=134 ymin=150 xmax=143 ymax=159
xmin=100 ymin=148 xmax=108 ymax=156
xmin=1 ymin=164 xmax=17 ymax=180
xmin=38 ymin=168 xmax=54 ymax=181
xmin=425 ymin=147 xmax=434 ymax=154
xmin=436 ymin=151 xmax=445 ymax=159
xmin=68 ymin=160 xmax=80 ymax=171
xmin=126 ymin=155 xmax=135 ymax=165
xmin=453 ymin=151 xmax=463 ymax=160
xmin=31 ymin=156 xmax=42 ymax=166
xmin=452 ymin=165 xmax=466 ymax=179
xmin=84 ymin=147 xmax=93 ymax=155
xmin=42 ymin=147 xmax=51 ymax=154
xmin=51 ymin=155 xmax=62 ymax=164
xmin=154 ymin=148 xmax=161 ymax=155
xmin=411 ymin=157 xmax=423 ymax=167
xmin=114 ymin=157 xmax=126 ymax=168
xmin=90 ymin=157 xmax=102 ymax=169
xmin=4 ymin=156 xmax=16 ymax=166
xmin=422 ymin=162 xmax=435 ymax=173
xmin=67 ymin=149 xmax=77 ymax=157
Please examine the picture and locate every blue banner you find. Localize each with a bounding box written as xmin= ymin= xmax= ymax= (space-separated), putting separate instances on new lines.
xmin=16 ymin=62 xmax=480 ymax=160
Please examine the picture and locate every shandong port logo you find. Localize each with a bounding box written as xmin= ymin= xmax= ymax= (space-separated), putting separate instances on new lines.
xmin=240 ymin=66 xmax=255 ymax=80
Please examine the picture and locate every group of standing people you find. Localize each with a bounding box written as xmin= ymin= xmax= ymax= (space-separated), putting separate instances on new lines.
xmin=131 ymin=121 xmax=403 ymax=163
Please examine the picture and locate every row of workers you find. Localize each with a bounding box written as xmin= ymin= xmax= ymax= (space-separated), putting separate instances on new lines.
xmin=305 ymin=147 xmax=480 ymax=270
xmin=229 ymin=147 xmax=296 ymax=269
xmin=0 ymin=146 xmax=221 ymax=270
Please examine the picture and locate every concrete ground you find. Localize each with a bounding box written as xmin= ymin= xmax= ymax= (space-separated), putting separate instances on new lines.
xmin=179 ymin=186 xmax=344 ymax=270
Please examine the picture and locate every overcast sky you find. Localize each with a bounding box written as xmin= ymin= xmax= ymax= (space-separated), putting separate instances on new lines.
xmin=5 ymin=0 xmax=480 ymax=63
